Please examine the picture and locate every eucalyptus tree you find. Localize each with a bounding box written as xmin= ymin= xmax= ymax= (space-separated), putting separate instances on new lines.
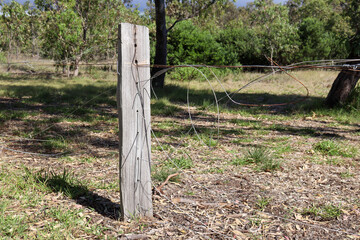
xmin=246 ymin=0 xmax=299 ymax=65
xmin=90 ymin=0 xmax=144 ymax=65
xmin=287 ymin=0 xmax=350 ymax=61
xmin=0 ymin=7 xmax=6 ymax=58
xmin=36 ymin=0 xmax=141 ymax=76
xmin=38 ymin=0 xmax=84 ymax=76
xmin=0 ymin=1 xmax=33 ymax=61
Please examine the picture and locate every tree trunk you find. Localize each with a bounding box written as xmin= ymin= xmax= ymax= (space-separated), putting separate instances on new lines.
xmin=62 ymin=64 xmax=67 ymax=74
xmin=73 ymin=57 xmax=80 ymax=77
xmin=326 ymin=67 xmax=360 ymax=107
xmin=151 ymin=0 xmax=167 ymax=88
xmin=7 ymin=38 xmax=12 ymax=72
xmin=326 ymin=30 xmax=360 ymax=107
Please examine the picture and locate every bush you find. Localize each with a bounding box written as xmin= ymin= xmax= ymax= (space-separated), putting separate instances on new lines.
xmin=298 ymin=17 xmax=348 ymax=61
xmin=167 ymin=20 xmax=238 ymax=80
xmin=216 ymin=27 xmax=265 ymax=66
xmin=168 ymin=20 xmax=230 ymax=66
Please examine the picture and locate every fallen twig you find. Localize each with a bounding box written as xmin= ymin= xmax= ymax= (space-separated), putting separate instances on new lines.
xmin=155 ymin=172 xmax=179 ymax=193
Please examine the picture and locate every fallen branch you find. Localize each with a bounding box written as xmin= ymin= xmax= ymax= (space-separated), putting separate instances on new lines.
xmin=155 ymin=172 xmax=179 ymax=193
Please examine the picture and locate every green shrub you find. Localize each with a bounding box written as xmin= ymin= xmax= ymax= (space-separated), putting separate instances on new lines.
xmin=167 ymin=20 xmax=238 ymax=80
xmin=298 ymin=17 xmax=348 ymax=61
xmin=168 ymin=20 xmax=231 ymax=66
xmin=216 ymin=27 xmax=265 ymax=66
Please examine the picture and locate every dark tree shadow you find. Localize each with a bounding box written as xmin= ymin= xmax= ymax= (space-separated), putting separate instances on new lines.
xmin=26 ymin=168 xmax=120 ymax=220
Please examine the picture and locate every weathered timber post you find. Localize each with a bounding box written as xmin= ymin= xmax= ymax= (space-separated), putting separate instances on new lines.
xmin=117 ymin=23 xmax=152 ymax=220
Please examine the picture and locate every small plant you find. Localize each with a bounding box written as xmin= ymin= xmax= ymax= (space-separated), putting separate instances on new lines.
xmin=231 ymin=147 xmax=281 ymax=171
xmin=339 ymin=171 xmax=354 ymax=178
xmin=313 ymin=140 xmax=356 ymax=157
xmin=257 ymin=158 xmax=281 ymax=172
xmin=231 ymin=157 xmax=249 ymax=166
xmin=320 ymin=205 xmax=342 ymax=220
xmin=0 ymin=52 xmax=6 ymax=63
xmin=42 ymin=137 xmax=68 ymax=151
xmin=231 ymin=138 xmax=253 ymax=144
xmin=256 ymin=196 xmax=271 ymax=211
xmin=200 ymin=99 xmax=213 ymax=110
xmin=346 ymin=86 xmax=360 ymax=110
xmin=193 ymin=129 xmax=218 ymax=147
xmin=248 ymin=216 xmax=261 ymax=227
xmin=165 ymin=156 xmax=194 ymax=169
xmin=325 ymin=157 xmax=343 ymax=166
xmin=153 ymin=144 xmax=172 ymax=151
xmin=151 ymin=166 xmax=180 ymax=182
xmin=245 ymin=147 xmax=270 ymax=164
xmin=247 ymin=147 xmax=281 ymax=172
xmin=302 ymin=204 xmax=341 ymax=221
xmin=202 ymin=136 xmax=218 ymax=147
xmin=206 ymin=167 xmax=224 ymax=174
xmin=274 ymin=144 xmax=292 ymax=155
xmin=79 ymin=156 xmax=97 ymax=163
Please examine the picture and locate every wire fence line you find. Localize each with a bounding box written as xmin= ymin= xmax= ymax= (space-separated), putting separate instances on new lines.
xmin=1 ymin=58 xmax=360 ymax=238
xmin=1 ymin=57 xmax=360 ymax=68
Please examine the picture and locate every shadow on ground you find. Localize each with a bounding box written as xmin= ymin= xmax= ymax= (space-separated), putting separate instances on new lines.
xmin=1 ymin=75 xmax=359 ymax=155
xmin=28 ymin=168 xmax=120 ymax=220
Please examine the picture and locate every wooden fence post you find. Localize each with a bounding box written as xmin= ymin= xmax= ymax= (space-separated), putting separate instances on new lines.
xmin=117 ymin=23 xmax=152 ymax=220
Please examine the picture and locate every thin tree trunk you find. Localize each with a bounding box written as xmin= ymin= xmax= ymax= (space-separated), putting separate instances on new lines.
xmin=326 ymin=68 xmax=360 ymax=107
xmin=62 ymin=64 xmax=66 ymax=74
xmin=64 ymin=58 xmax=70 ymax=77
xmin=270 ymin=45 xmax=275 ymax=74
xmin=7 ymin=38 xmax=12 ymax=72
xmin=73 ymin=57 xmax=80 ymax=77
xmin=151 ymin=0 xmax=167 ymax=88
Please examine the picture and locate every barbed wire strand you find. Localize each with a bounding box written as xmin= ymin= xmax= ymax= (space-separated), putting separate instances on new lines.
xmin=2 ymin=58 xmax=360 ymax=71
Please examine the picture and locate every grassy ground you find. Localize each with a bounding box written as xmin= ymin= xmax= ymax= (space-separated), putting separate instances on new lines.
xmin=0 ymin=64 xmax=359 ymax=239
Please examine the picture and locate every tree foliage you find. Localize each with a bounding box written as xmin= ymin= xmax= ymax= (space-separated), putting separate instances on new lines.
xmin=0 ymin=1 xmax=33 ymax=59
xmin=0 ymin=0 xmax=359 ymax=77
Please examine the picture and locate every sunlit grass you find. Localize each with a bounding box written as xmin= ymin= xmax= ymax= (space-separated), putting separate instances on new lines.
xmin=0 ymin=167 xmax=108 ymax=238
